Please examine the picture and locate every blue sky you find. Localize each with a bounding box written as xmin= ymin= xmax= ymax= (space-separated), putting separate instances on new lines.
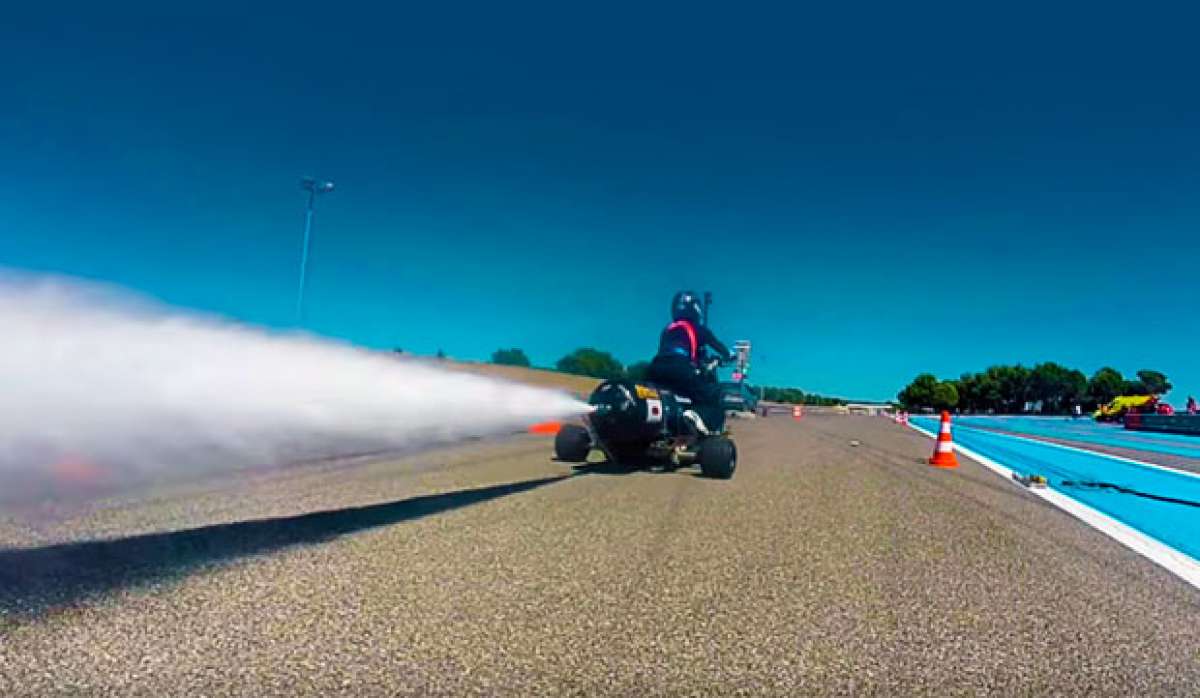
xmin=2 ymin=3 xmax=1198 ymax=401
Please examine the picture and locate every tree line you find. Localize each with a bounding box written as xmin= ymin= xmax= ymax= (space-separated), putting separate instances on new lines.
xmin=493 ymin=346 xmax=641 ymax=381
xmin=758 ymin=387 xmax=847 ymax=407
xmin=897 ymin=364 xmax=1172 ymax=414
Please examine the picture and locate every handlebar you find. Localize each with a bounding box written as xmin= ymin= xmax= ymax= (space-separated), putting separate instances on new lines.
xmin=700 ymin=355 xmax=734 ymax=373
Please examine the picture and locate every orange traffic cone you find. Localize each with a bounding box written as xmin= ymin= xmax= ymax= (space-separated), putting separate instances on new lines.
xmin=928 ymin=411 xmax=959 ymax=468
xmin=792 ymin=405 xmax=803 ymax=420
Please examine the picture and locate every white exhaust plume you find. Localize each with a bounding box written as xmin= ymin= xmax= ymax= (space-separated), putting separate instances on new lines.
xmin=0 ymin=269 xmax=590 ymax=508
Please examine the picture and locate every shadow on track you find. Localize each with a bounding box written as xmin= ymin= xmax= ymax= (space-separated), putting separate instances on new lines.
xmin=569 ymin=461 xmax=640 ymax=476
xmin=569 ymin=460 xmax=695 ymax=477
xmin=0 ymin=475 xmax=568 ymax=621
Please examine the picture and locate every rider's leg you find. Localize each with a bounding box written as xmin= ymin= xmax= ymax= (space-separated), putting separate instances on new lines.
xmin=693 ymin=381 xmax=726 ymax=434
xmin=647 ymin=357 xmax=713 ymax=433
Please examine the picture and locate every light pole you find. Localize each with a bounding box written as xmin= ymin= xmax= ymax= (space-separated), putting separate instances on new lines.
xmin=296 ymin=177 xmax=334 ymax=324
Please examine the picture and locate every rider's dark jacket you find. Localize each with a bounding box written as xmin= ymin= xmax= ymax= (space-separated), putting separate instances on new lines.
xmin=646 ymin=319 xmax=733 ymax=432
xmin=655 ymin=319 xmax=731 ymax=366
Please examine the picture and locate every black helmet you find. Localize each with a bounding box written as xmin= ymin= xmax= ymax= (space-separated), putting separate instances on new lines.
xmin=671 ymin=290 xmax=703 ymax=324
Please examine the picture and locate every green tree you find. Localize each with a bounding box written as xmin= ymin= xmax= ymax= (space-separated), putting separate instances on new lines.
xmin=556 ymin=348 xmax=625 ymax=380
xmin=491 ymin=348 xmax=531 ymax=367
xmin=757 ymin=385 xmax=850 ymax=406
xmin=990 ymin=365 xmax=1031 ymax=413
xmin=1064 ymin=368 xmax=1088 ymax=410
xmin=955 ymin=373 xmax=980 ymax=412
xmin=898 ymin=373 xmax=939 ymax=409
xmin=1136 ymin=369 xmax=1172 ymax=395
xmin=761 ymin=386 xmax=807 ymax=404
xmin=930 ymin=381 xmax=959 ymax=411
xmin=1028 ymin=362 xmax=1086 ymax=414
xmin=1087 ymin=367 xmax=1125 ymax=407
xmin=973 ymin=371 xmax=1003 ymax=413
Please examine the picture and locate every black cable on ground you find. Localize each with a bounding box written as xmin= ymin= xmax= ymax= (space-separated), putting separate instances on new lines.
xmin=1059 ymin=481 xmax=1200 ymax=509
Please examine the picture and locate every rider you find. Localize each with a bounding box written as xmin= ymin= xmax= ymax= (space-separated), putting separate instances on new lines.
xmin=646 ymin=290 xmax=736 ymax=436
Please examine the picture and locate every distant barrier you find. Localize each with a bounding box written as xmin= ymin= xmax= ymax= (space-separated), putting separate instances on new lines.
xmin=1125 ymin=414 xmax=1200 ymax=437
xmin=756 ymin=403 xmax=843 ymax=417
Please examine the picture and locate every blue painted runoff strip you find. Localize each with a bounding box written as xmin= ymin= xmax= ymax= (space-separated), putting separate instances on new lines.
xmin=911 ymin=416 xmax=1200 ymax=563
xmin=953 ymin=415 xmax=1200 ymax=460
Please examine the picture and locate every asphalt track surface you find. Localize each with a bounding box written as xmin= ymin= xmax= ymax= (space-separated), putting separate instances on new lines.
xmin=3 ymin=415 xmax=1200 ymax=696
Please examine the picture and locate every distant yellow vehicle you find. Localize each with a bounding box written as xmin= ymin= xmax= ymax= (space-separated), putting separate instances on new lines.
xmin=1094 ymin=395 xmax=1155 ymax=422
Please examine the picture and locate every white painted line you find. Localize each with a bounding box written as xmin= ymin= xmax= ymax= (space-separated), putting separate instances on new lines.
xmin=906 ymin=422 xmax=1200 ymax=592
xmin=952 ymin=421 xmax=1200 ymax=480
